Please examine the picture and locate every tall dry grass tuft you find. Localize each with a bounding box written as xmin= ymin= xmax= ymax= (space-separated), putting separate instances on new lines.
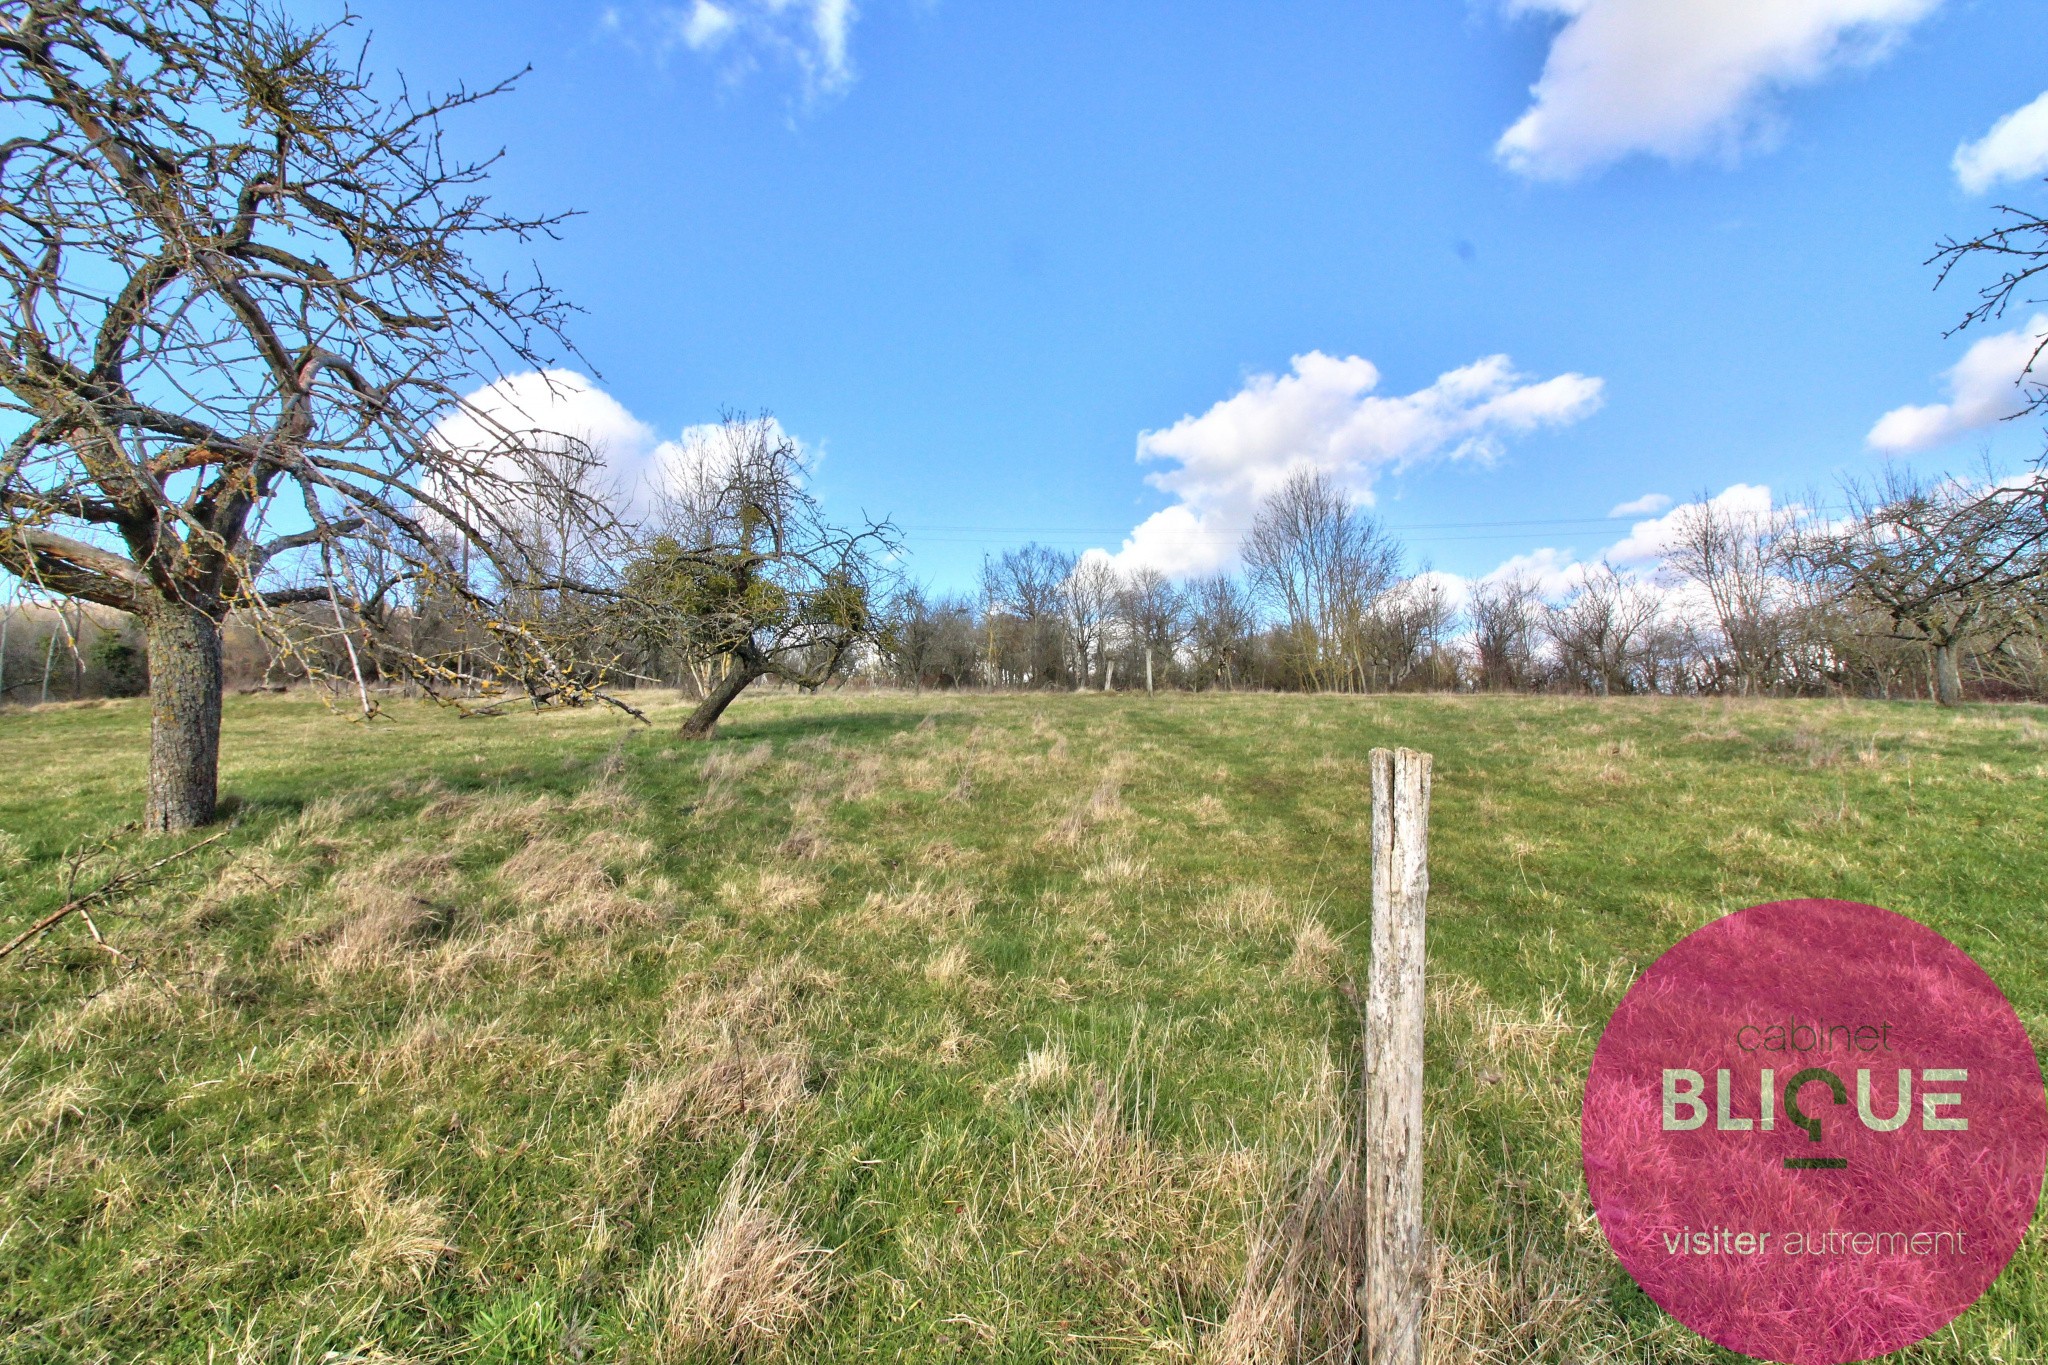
xmin=698 ymin=741 xmax=775 ymax=818
xmin=1042 ymin=766 xmax=1127 ymax=848
xmin=499 ymin=833 xmax=655 ymax=934
xmin=1284 ymin=915 xmax=1342 ymax=982
xmin=600 ymin=960 xmax=834 ymax=1154
xmin=337 ymin=1165 xmax=453 ymax=1292
xmin=628 ymin=1152 xmax=829 ymax=1360
xmin=839 ymin=754 xmax=884 ymax=802
xmin=1202 ymin=1127 xmax=1364 ymax=1365
xmin=299 ymin=850 xmax=457 ymax=976
xmin=849 ymin=880 xmax=977 ymax=929
xmin=778 ymin=794 xmax=831 ymax=861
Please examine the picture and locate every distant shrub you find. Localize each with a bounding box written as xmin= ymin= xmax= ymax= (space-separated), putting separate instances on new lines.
xmin=89 ymin=631 xmax=147 ymax=696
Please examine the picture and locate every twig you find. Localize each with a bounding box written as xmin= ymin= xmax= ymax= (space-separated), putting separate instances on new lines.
xmin=0 ymin=830 xmax=229 ymax=963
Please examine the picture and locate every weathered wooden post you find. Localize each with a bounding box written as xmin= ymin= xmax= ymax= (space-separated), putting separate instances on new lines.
xmin=1364 ymin=746 xmax=1431 ymax=1365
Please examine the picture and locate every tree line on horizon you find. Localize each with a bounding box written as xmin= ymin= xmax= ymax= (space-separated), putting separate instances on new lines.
xmin=881 ymin=465 xmax=2048 ymax=705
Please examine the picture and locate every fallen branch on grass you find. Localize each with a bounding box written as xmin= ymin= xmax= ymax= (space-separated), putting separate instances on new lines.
xmin=0 ymin=830 xmax=230 ymax=964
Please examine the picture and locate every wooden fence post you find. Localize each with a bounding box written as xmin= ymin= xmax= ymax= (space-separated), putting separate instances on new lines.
xmin=1365 ymin=746 xmax=1431 ymax=1365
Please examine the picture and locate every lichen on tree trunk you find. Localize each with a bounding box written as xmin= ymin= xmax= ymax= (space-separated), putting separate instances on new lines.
xmin=145 ymin=606 xmax=222 ymax=832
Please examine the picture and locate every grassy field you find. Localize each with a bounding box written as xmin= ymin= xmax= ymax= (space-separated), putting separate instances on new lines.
xmin=0 ymin=687 xmax=2043 ymax=1363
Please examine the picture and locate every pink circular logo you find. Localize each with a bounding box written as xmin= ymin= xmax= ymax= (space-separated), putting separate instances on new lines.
xmin=1583 ymin=899 xmax=2047 ymax=1363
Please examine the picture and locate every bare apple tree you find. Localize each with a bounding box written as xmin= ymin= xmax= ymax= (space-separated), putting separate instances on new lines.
xmin=0 ymin=0 xmax=608 ymax=829
xmin=1797 ymin=469 xmax=2045 ymax=706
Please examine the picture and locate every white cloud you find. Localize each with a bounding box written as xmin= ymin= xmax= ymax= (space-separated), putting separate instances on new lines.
xmin=1479 ymin=483 xmax=1787 ymax=617
xmin=429 ymin=370 xmax=810 ymax=521
xmin=679 ymin=0 xmax=738 ymax=49
xmin=1608 ymin=492 xmax=1672 ymax=517
xmin=432 ymin=369 xmax=658 ymax=481
xmin=1109 ymin=351 xmax=1604 ymax=576
xmin=1866 ymin=316 xmax=2047 ymax=454
xmin=1481 ymin=546 xmax=1592 ymax=600
xmin=1603 ymin=482 xmax=1774 ymax=565
xmin=1497 ymin=0 xmax=1941 ymax=181
xmin=631 ymin=0 xmax=860 ymax=99
xmin=1954 ymin=91 xmax=2048 ymax=194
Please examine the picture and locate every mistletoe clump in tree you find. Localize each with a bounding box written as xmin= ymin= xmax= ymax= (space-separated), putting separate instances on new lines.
xmin=0 ymin=0 xmax=612 ymax=829
xmin=621 ymin=413 xmax=896 ymax=739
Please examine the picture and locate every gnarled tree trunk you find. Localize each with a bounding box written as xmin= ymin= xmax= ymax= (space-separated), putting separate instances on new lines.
xmin=680 ymin=651 xmax=765 ymax=740
xmin=145 ymin=605 xmax=222 ymax=832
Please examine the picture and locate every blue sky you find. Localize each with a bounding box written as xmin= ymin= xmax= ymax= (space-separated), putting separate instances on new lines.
xmin=344 ymin=0 xmax=2048 ymax=595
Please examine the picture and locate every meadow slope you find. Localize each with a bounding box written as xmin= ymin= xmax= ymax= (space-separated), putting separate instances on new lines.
xmin=0 ymin=689 xmax=2042 ymax=1363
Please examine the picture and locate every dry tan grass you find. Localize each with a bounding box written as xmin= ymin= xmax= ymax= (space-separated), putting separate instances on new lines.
xmin=1201 ymin=1129 xmax=1362 ymax=1365
xmin=698 ymin=741 xmax=776 ymax=819
xmin=778 ymin=794 xmax=830 ymax=861
xmin=365 ymin=1013 xmax=517 ymax=1088
xmin=184 ymin=847 xmax=301 ymax=928
xmin=3 ymin=1075 xmax=98 ymax=1141
xmin=499 ymin=833 xmax=656 ymax=934
xmin=34 ymin=972 xmax=183 ymax=1051
xmin=839 ymin=755 xmax=884 ymax=802
xmin=0 ymin=828 xmax=27 ymax=874
xmin=569 ymin=779 xmax=642 ymax=820
xmin=628 ymin=1155 xmax=829 ymax=1360
xmin=923 ymin=941 xmax=973 ymax=986
xmin=1042 ymin=769 xmax=1127 ymax=848
xmin=849 ymin=881 xmax=977 ymax=929
xmin=1188 ymin=793 xmax=1229 ymax=826
xmin=274 ymin=793 xmax=364 ymax=844
xmin=338 ymin=1166 xmax=453 ymax=1293
xmin=1284 ymin=915 xmax=1342 ymax=982
xmin=304 ymin=850 xmax=457 ymax=975
xmin=606 ymin=959 xmax=832 ymax=1148
xmin=606 ymin=1042 xmax=810 ymax=1149
xmin=452 ymin=792 xmax=562 ymax=840
xmin=1200 ymin=885 xmax=1293 ymax=939
xmin=1010 ymin=1039 xmax=1071 ymax=1093
xmin=1026 ymin=1076 xmax=1263 ymax=1317
xmin=723 ymin=868 xmax=824 ymax=916
xmin=1080 ymin=847 xmax=1150 ymax=886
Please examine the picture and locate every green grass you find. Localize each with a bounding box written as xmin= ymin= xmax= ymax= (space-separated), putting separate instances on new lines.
xmin=0 ymin=688 xmax=2044 ymax=1363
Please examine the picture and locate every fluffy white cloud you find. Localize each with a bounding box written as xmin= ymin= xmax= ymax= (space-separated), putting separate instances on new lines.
xmin=1480 ymin=546 xmax=1592 ymax=600
xmin=636 ymin=0 xmax=859 ymax=98
xmin=430 ymin=370 xmax=660 ymax=496
xmin=429 ymin=370 xmax=809 ymax=521
xmin=1109 ymin=351 xmax=1604 ymax=576
xmin=1608 ymin=491 xmax=1672 ymax=517
xmin=1478 ymin=484 xmax=1785 ymax=618
xmin=1603 ymin=482 xmax=1774 ymax=565
xmin=678 ymin=0 xmax=738 ymax=49
xmin=1866 ymin=316 xmax=2047 ymax=454
xmin=1497 ymin=0 xmax=1941 ymax=181
xmin=1954 ymin=91 xmax=2048 ymax=194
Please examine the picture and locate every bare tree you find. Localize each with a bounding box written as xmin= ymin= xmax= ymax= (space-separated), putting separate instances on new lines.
xmin=625 ymin=414 xmax=897 ymax=739
xmin=1062 ymin=553 xmax=1118 ymax=689
xmin=1662 ymin=495 xmax=1798 ymax=694
xmin=1242 ymin=468 xmax=1401 ymax=691
xmin=1468 ymin=574 xmax=1542 ymax=691
xmin=0 ymin=0 xmax=606 ymax=828
xmin=1358 ymin=573 xmax=1457 ymax=691
xmin=1115 ymin=564 xmax=1185 ymax=692
xmin=1796 ymin=468 xmax=2045 ymax=706
xmin=1186 ymin=573 xmax=1256 ymax=690
xmin=980 ymin=543 xmax=1073 ymax=687
xmin=1544 ymin=564 xmax=1664 ymax=695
